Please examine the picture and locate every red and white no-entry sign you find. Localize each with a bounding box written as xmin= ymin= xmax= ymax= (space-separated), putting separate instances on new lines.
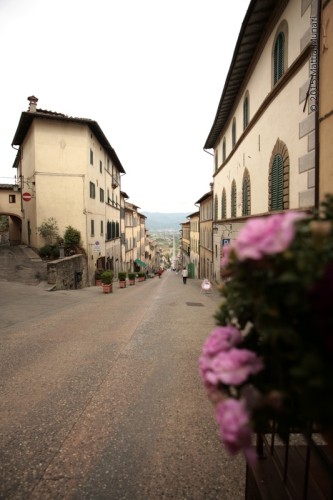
xmin=22 ymin=192 xmax=32 ymax=202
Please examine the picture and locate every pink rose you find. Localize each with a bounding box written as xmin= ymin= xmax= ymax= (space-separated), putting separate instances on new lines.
xmin=216 ymin=398 xmax=256 ymax=463
xmin=205 ymin=348 xmax=264 ymax=386
xmin=202 ymin=326 xmax=242 ymax=356
xmin=221 ymin=243 xmax=233 ymax=268
xmin=234 ymin=212 xmax=306 ymax=261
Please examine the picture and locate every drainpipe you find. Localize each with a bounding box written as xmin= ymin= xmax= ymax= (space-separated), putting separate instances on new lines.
xmin=314 ymin=0 xmax=322 ymax=209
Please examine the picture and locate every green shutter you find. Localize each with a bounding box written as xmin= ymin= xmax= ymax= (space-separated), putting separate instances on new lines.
xmin=242 ymin=177 xmax=249 ymax=215
xmin=271 ymin=154 xmax=284 ymax=210
xmin=232 ymin=120 xmax=236 ymax=148
xmin=243 ymin=97 xmax=249 ymax=130
xmin=274 ymin=33 xmax=284 ymax=84
xmin=231 ymin=182 xmax=237 ymax=217
xmin=221 ymin=189 xmax=226 ymax=219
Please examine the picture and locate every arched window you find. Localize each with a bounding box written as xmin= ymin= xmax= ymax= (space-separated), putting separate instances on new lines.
xmin=232 ymin=118 xmax=236 ymax=148
xmin=215 ymin=151 xmax=219 ymax=172
xmin=222 ymin=137 xmax=226 ymax=162
xmin=214 ymin=194 xmax=218 ymax=221
xmin=269 ymin=139 xmax=290 ymax=211
xmin=231 ymin=180 xmax=237 ymax=218
xmin=221 ymin=188 xmax=227 ymax=219
xmin=242 ymin=169 xmax=251 ymax=216
xmin=271 ymin=154 xmax=284 ymax=210
xmin=243 ymin=93 xmax=249 ymax=130
xmin=272 ymin=21 xmax=288 ymax=86
xmin=274 ymin=33 xmax=285 ymax=84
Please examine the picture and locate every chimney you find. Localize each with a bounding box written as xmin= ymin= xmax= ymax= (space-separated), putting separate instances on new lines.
xmin=209 ymin=182 xmax=214 ymax=192
xmin=27 ymin=95 xmax=38 ymax=113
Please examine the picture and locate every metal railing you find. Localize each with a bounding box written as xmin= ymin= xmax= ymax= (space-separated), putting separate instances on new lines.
xmin=246 ymin=426 xmax=333 ymax=499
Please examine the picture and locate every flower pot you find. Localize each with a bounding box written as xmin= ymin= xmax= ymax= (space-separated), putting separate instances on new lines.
xmin=129 ymin=279 xmax=135 ymax=285
xmin=119 ymin=280 xmax=126 ymax=288
xmin=95 ymin=279 xmax=102 ymax=286
xmin=102 ymin=283 xmax=112 ymax=293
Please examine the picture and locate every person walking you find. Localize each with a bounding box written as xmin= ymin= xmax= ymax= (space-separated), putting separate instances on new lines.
xmin=181 ymin=267 xmax=188 ymax=284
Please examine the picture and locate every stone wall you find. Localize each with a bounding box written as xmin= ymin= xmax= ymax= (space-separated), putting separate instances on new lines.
xmin=47 ymin=254 xmax=87 ymax=290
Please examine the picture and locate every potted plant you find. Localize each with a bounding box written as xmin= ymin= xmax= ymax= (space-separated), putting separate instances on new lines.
xmin=95 ymin=268 xmax=104 ymax=286
xmin=128 ymin=272 xmax=136 ymax=285
xmin=118 ymin=271 xmax=127 ymax=288
xmin=101 ymin=270 xmax=113 ymax=293
xmin=137 ymin=272 xmax=145 ymax=282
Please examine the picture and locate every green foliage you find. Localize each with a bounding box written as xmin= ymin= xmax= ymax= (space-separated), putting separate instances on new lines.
xmin=138 ymin=272 xmax=145 ymax=278
xmin=95 ymin=268 xmax=104 ymax=280
xmin=64 ymin=226 xmax=81 ymax=248
xmin=39 ymin=245 xmax=60 ymax=259
xmin=0 ymin=215 xmax=9 ymax=231
xmin=128 ymin=272 xmax=136 ymax=280
xmin=215 ymin=194 xmax=333 ymax=435
xmin=37 ymin=217 xmax=59 ymax=245
xmin=118 ymin=271 xmax=127 ymax=281
xmin=101 ymin=270 xmax=113 ymax=284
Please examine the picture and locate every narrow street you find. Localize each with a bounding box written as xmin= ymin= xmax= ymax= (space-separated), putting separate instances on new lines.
xmin=0 ymin=271 xmax=245 ymax=499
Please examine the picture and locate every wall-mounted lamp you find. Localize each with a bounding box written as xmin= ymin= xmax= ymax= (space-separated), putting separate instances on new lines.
xmin=213 ymin=223 xmax=232 ymax=236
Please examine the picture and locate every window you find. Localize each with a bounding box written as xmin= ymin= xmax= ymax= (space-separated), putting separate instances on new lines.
xmin=91 ymin=219 xmax=95 ymax=237
xmin=232 ymin=118 xmax=236 ymax=148
xmin=243 ymin=93 xmax=249 ymax=130
xmin=107 ymin=221 xmax=111 ymax=240
xmin=269 ymin=139 xmax=289 ymax=211
xmin=221 ymin=188 xmax=227 ymax=219
xmin=242 ymin=170 xmax=251 ymax=216
xmin=99 ymin=160 xmax=102 ymax=174
xmin=214 ymin=194 xmax=218 ymax=221
xmin=270 ymin=154 xmax=284 ymax=211
xmin=89 ymin=181 xmax=96 ymax=199
xmin=100 ymin=188 xmax=104 ymax=203
xmin=90 ymin=149 xmax=94 ymax=165
xmin=222 ymin=138 xmax=226 ymax=162
xmin=274 ymin=32 xmax=285 ymax=84
xmin=9 ymin=194 xmax=16 ymax=203
xmin=215 ymin=151 xmax=218 ymax=172
xmin=100 ymin=221 xmax=104 ymax=236
xmin=107 ymin=159 xmax=110 ymax=172
xmin=231 ymin=180 xmax=237 ymax=218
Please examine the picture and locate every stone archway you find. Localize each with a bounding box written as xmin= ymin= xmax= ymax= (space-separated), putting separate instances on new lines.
xmin=0 ymin=212 xmax=22 ymax=246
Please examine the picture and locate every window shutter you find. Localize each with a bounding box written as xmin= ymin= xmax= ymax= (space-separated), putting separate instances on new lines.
xmin=242 ymin=177 xmax=249 ymax=216
xmin=231 ymin=182 xmax=237 ymax=217
xmin=274 ymin=33 xmax=284 ymax=84
xmin=243 ymin=97 xmax=249 ymax=130
xmin=232 ymin=120 xmax=236 ymax=148
xmin=221 ymin=189 xmax=226 ymax=219
xmin=271 ymin=154 xmax=284 ymax=210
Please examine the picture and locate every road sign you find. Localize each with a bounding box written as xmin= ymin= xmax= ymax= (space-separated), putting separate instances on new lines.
xmin=22 ymin=192 xmax=32 ymax=202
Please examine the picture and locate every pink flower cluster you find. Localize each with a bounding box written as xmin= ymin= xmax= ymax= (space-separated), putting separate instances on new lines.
xmin=199 ymin=326 xmax=263 ymax=460
xmin=221 ymin=211 xmax=305 ymax=267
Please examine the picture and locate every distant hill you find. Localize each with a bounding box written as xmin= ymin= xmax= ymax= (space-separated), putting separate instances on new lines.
xmin=143 ymin=212 xmax=188 ymax=231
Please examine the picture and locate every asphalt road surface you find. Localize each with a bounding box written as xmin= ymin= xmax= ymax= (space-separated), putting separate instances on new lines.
xmin=0 ymin=270 xmax=245 ymax=499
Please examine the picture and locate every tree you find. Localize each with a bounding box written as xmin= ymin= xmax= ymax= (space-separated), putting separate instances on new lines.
xmin=37 ymin=217 xmax=59 ymax=245
xmin=64 ymin=226 xmax=81 ymax=251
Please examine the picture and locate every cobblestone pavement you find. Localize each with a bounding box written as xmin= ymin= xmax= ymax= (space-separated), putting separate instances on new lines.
xmin=0 ymin=268 xmax=246 ymax=499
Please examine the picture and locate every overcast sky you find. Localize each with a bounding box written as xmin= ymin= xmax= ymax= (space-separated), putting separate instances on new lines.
xmin=0 ymin=0 xmax=249 ymax=213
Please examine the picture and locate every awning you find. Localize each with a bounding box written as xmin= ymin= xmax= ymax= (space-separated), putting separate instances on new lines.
xmin=134 ymin=258 xmax=147 ymax=268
